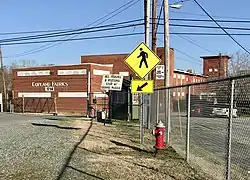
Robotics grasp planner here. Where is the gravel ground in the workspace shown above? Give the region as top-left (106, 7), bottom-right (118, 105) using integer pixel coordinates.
top-left (0, 113), bottom-right (81, 180)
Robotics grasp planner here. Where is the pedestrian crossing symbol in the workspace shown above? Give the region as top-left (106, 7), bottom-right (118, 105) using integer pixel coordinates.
top-left (124, 42), bottom-right (161, 79)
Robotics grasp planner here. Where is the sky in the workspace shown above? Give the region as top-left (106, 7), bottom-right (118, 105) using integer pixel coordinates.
top-left (1, 0), bottom-right (250, 74)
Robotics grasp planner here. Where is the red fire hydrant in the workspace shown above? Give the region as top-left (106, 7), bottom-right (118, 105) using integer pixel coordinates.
top-left (153, 121), bottom-right (166, 149)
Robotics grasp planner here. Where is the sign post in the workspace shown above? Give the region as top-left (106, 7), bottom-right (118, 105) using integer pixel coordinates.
top-left (124, 42), bottom-right (161, 143)
top-left (101, 74), bottom-right (123, 124)
top-left (0, 93), bottom-right (2, 113)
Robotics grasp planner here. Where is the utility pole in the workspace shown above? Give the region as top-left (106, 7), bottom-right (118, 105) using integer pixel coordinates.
top-left (0, 46), bottom-right (6, 112)
top-left (147, 0), bottom-right (157, 129)
top-left (140, 0), bottom-right (150, 144)
top-left (151, 0), bottom-right (157, 62)
top-left (163, 0), bottom-right (171, 143)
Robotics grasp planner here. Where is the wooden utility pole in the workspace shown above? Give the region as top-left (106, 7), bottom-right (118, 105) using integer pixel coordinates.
top-left (151, 0), bottom-right (157, 80)
top-left (147, 0), bottom-right (157, 130)
top-left (0, 46), bottom-right (7, 112)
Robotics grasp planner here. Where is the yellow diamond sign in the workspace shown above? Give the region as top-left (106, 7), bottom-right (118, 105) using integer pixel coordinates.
top-left (124, 42), bottom-right (161, 79)
top-left (131, 80), bottom-right (153, 94)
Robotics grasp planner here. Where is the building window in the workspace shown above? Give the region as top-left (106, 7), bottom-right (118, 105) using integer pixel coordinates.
top-left (173, 92), bottom-right (176, 96)
top-left (182, 75), bottom-right (185, 79)
top-left (186, 77), bottom-right (188, 81)
top-left (181, 92), bottom-right (185, 96)
top-left (178, 74), bottom-right (181, 79)
top-left (178, 92), bottom-right (180, 97)
top-left (209, 68), bottom-right (213, 72)
top-left (214, 68), bottom-right (218, 72)
top-left (174, 74), bottom-right (176, 78)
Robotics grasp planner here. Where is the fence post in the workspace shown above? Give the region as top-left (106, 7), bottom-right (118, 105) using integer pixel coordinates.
top-left (167, 88), bottom-right (171, 145)
top-left (22, 95), bottom-right (24, 113)
top-left (156, 90), bottom-right (160, 124)
top-left (226, 79), bottom-right (235, 180)
top-left (147, 93), bottom-right (151, 129)
top-left (186, 86), bottom-right (191, 162)
top-left (54, 95), bottom-right (58, 115)
top-left (140, 94), bottom-right (144, 144)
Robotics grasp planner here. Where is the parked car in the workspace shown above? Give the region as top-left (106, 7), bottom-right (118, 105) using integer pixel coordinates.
top-left (210, 103), bottom-right (238, 118)
top-left (191, 104), bottom-right (213, 117)
top-left (191, 103), bottom-right (238, 118)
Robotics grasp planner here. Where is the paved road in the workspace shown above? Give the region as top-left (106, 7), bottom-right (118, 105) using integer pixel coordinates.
top-left (158, 112), bottom-right (250, 178)
top-left (0, 113), bottom-right (81, 180)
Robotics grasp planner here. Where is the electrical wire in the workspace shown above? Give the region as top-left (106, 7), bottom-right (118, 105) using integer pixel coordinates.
top-left (3, 0), bottom-right (140, 58)
top-left (193, 0), bottom-right (250, 55)
top-left (0, 32), bottom-right (144, 46)
top-left (0, 23), bottom-right (144, 43)
top-left (174, 48), bottom-right (202, 64)
top-left (3, 17), bottom-right (250, 37)
top-left (175, 56), bottom-right (202, 65)
top-left (3, 31), bottom-right (250, 46)
top-left (175, 34), bottom-right (217, 54)
top-left (157, 38), bottom-right (202, 64)
top-left (0, 29), bottom-right (74, 36)
top-left (0, 19), bottom-right (143, 43)
top-left (156, 0), bottom-right (164, 32)
top-left (172, 0), bottom-right (192, 4)
top-left (169, 10), bottom-right (250, 20)
top-left (169, 32), bottom-right (250, 35)
top-left (169, 18), bottom-right (250, 23)
top-left (168, 23), bottom-right (250, 31)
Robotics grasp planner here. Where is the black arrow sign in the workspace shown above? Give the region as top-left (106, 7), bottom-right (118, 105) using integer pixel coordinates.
top-left (137, 82), bottom-right (148, 91)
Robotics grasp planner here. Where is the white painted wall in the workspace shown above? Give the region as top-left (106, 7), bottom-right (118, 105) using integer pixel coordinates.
top-left (18, 92), bottom-right (51, 98)
top-left (17, 70), bottom-right (50, 76)
top-left (57, 69), bottom-right (87, 75)
top-left (58, 92), bottom-right (87, 98)
top-left (93, 69), bottom-right (110, 76)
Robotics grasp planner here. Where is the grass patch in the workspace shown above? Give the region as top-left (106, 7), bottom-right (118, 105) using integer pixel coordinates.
top-left (68, 120), bottom-right (214, 180)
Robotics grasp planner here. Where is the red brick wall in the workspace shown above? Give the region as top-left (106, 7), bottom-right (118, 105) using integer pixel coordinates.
top-left (203, 56), bottom-right (229, 78)
top-left (12, 64), bottom-right (90, 114)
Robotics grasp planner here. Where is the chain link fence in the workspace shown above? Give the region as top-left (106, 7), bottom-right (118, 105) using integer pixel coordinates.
top-left (150, 75), bottom-right (250, 180)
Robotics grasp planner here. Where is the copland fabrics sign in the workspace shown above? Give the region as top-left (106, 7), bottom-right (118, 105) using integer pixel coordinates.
top-left (31, 82), bottom-right (69, 87)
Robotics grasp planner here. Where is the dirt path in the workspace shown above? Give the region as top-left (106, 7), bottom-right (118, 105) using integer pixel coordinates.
top-left (62, 119), bottom-right (214, 180)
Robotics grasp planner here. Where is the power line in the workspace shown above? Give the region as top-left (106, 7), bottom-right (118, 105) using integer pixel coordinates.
top-left (0, 23), bottom-right (144, 43)
top-left (156, 0), bottom-right (164, 32)
top-left (169, 18), bottom-right (250, 23)
top-left (4, 31), bottom-right (250, 46)
top-left (193, 0), bottom-right (250, 55)
top-left (0, 19), bottom-right (143, 43)
top-left (3, 17), bottom-right (250, 37)
top-left (3, 0), bottom-right (140, 58)
top-left (175, 34), bottom-right (217, 54)
top-left (175, 56), bottom-right (202, 65)
top-left (169, 10), bottom-right (250, 20)
top-left (0, 32), bottom-right (144, 46)
top-left (169, 32), bottom-right (250, 35)
top-left (168, 23), bottom-right (250, 31)
top-left (157, 37), bottom-right (202, 64)
top-left (172, 0), bottom-right (192, 4)
top-left (174, 48), bottom-right (202, 64)
top-left (0, 29), bottom-right (73, 36)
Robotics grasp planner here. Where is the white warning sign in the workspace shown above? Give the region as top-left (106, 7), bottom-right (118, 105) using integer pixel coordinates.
top-left (101, 74), bottom-right (123, 91)
top-left (156, 65), bottom-right (164, 80)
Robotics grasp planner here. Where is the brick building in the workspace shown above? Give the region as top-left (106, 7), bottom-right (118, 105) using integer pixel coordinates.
top-left (12, 63), bottom-right (113, 115)
top-left (11, 46), bottom-right (229, 115)
top-left (202, 55), bottom-right (229, 78)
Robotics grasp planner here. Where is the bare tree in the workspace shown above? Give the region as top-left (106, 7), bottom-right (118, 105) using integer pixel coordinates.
top-left (228, 51), bottom-right (250, 76)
